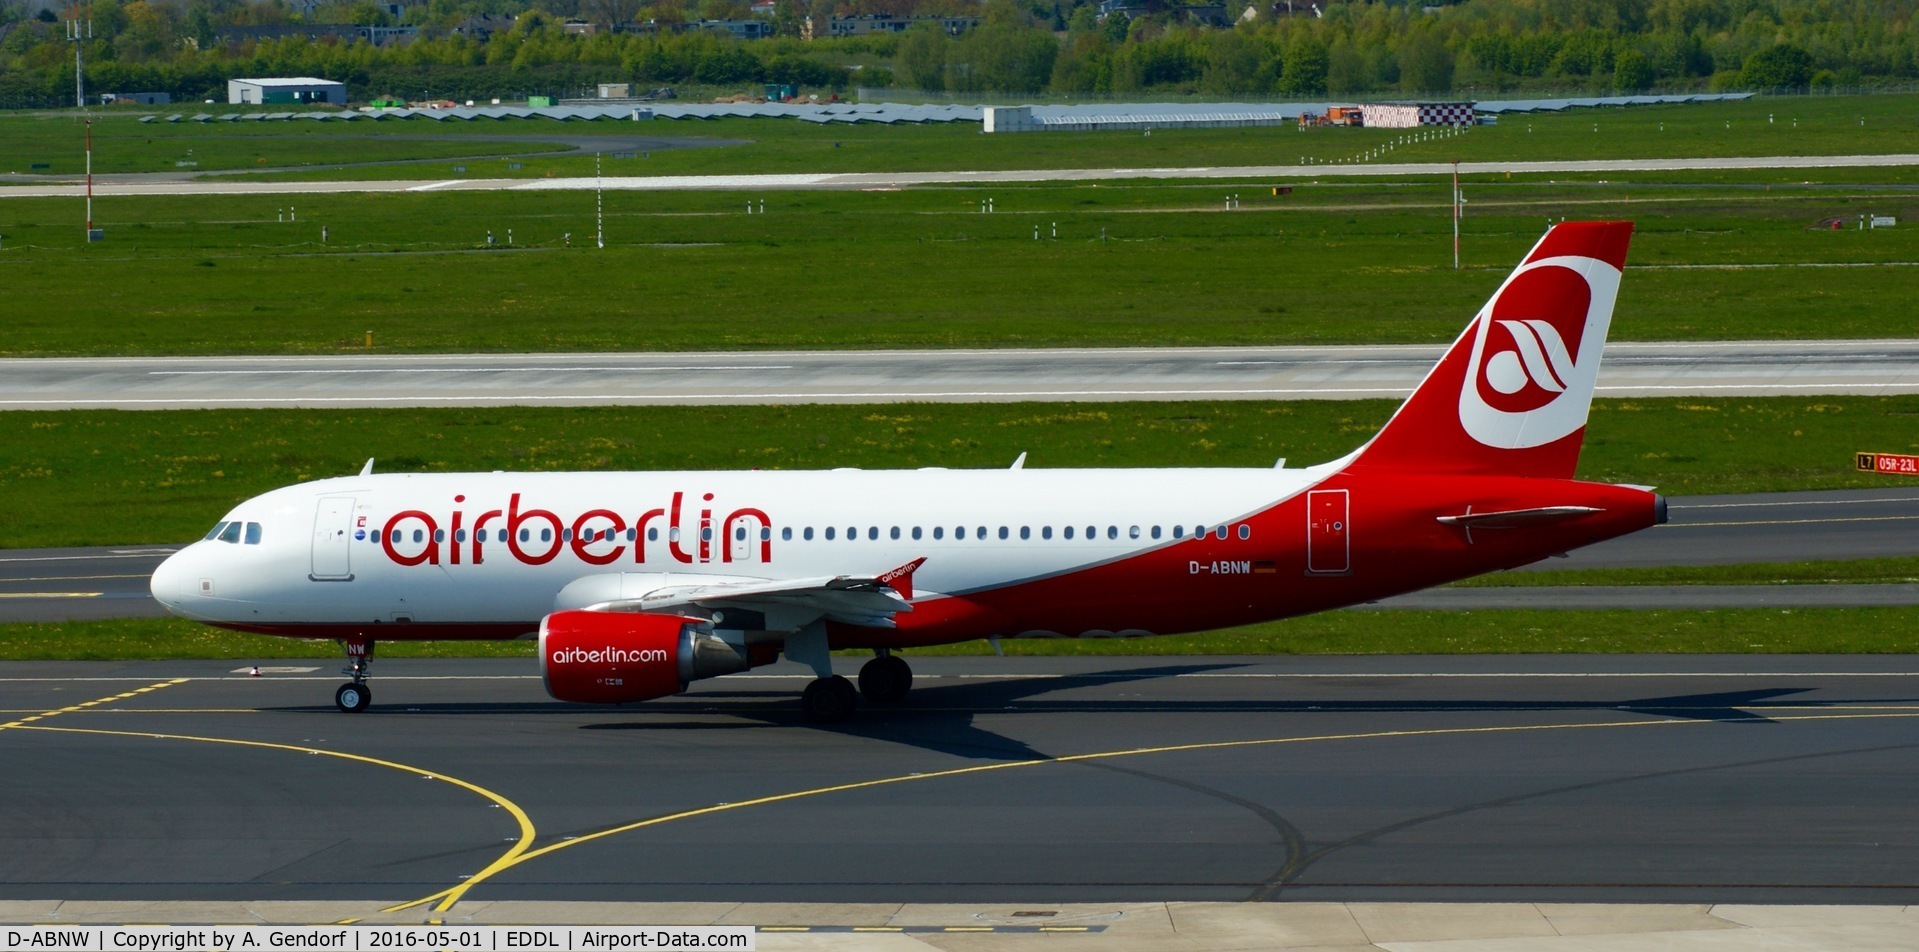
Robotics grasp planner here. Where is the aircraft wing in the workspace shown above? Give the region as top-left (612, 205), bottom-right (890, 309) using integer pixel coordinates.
top-left (591, 558), bottom-right (926, 629)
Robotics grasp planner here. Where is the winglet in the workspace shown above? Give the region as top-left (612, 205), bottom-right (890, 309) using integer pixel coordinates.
top-left (876, 557), bottom-right (927, 599)
top-left (1010, 452), bottom-right (1027, 470)
top-left (359, 458), bottom-right (375, 476)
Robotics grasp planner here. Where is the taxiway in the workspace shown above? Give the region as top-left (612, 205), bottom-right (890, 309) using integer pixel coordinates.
top-left (5, 340), bottom-right (1918, 409)
top-left (4, 153), bottom-right (1918, 198)
top-left (1, 655), bottom-right (1915, 905)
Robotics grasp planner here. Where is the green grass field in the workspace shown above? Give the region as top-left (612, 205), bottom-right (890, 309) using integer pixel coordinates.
top-left (4, 93), bottom-right (1916, 179)
top-left (5, 606), bottom-right (1913, 661)
top-left (4, 396), bottom-right (1915, 549)
top-left (1, 178), bottom-right (1914, 355)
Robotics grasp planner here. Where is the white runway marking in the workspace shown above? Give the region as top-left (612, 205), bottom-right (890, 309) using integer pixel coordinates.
top-left (148, 365), bottom-right (795, 376)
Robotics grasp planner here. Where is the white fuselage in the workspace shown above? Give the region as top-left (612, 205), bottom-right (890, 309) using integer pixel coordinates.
top-left (151, 464), bottom-right (1332, 637)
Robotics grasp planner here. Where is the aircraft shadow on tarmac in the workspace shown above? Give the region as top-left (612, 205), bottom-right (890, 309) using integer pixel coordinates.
top-left (575, 665), bottom-right (1874, 762)
top-left (256, 663), bottom-right (1897, 763)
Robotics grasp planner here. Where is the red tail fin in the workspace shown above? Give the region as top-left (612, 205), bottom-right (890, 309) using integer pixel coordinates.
top-left (1348, 221), bottom-right (1633, 479)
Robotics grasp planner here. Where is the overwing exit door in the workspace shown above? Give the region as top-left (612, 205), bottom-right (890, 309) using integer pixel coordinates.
top-left (1306, 489), bottom-right (1350, 575)
top-left (311, 497), bottom-right (356, 581)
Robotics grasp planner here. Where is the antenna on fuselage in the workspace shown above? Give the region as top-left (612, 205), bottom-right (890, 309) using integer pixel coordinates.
top-left (1009, 452), bottom-right (1027, 470)
top-left (359, 458), bottom-right (375, 476)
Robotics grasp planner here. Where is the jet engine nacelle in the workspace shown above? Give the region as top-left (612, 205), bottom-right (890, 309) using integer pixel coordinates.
top-left (539, 610), bottom-right (751, 705)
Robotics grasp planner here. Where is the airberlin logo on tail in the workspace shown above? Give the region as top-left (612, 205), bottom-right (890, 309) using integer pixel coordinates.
top-left (1458, 255), bottom-right (1621, 449)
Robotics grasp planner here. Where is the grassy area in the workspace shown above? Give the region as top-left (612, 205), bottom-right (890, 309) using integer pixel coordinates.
top-left (1, 178), bottom-right (1915, 355)
top-left (1464, 557), bottom-right (1919, 587)
top-left (6, 607), bottom-right (1914, 660)
top-left (3, 396), bottom-right (1916, 550)
top-left (6, 94), bottom-right (1916, 180)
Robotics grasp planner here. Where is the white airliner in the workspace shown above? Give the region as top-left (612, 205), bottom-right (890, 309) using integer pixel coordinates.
top-left (151, 221), bottom-right (1662, 720)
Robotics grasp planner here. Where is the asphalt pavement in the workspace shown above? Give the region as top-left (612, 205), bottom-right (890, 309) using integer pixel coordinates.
top-left (5, 340), bottom-right (1918, 409)
top-left (4, 153), bottom-right (1918, 197)
top-left (2, 654), bottom-right (1915, 905)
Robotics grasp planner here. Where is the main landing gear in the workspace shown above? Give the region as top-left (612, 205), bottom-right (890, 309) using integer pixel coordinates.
top-left (799, 652), bottom-right (916, 722)
top-left (858, 652), bottom-right (913, 705)
top-left (787, 624), bottom-right (915, 723)
top-left (335, 637), bottom-right (374, 713)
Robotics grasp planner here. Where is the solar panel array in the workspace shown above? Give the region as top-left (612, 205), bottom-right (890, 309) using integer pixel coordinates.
top-left (163, 92), bottom-right (1753, 126)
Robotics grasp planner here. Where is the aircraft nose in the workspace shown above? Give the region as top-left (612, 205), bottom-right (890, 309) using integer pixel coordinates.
top-left (149, 548), bottom-right (194, 614)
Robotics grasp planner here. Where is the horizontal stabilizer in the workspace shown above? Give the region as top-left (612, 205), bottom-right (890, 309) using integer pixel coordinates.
top-left (1437, 505), bottom-right (1604, 529)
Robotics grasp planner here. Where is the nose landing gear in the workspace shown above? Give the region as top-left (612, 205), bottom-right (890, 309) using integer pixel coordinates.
top-left (335, 637), bottom-right (374, 712)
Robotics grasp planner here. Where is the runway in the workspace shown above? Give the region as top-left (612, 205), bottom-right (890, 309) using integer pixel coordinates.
top-left (5, 489), bottom-right (1917, 624)
top-left (1, 655), bottom-right (1916, 905)
top-left (3, 153), bottom-right (1918, 198)
top-left (6, 339), bottom-right (1919, 409)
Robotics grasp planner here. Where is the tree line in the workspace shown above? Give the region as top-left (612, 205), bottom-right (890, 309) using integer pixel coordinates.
top-left (2, 0), bottom-right (1914, 108)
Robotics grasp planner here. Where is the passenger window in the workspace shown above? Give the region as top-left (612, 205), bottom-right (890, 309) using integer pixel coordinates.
top-left (956, 526), bottom-right (966, 540)
top-left (804, 527), bottom-right (815, 541)
top-left (977, 526), bottom-right (987, 540)
top-left (519, 528), bottom-right (530, 542)
top-left (245, 522), bottom-right (263, 545)
top-left (1018, 526), bottom-right (1029, 540)
top-left (1173, 525), bottom-right (1184, 539)
top-left (735, 526), bottom-right (746, 541)
top-left (826, 527), bottom-right (837, 540)
top-left (933, 526), bottom-right (944, 540)
top-left (497, 529), bottom-right (508, 542)
top-left (1064, 526), bottom-right (1075, 540)
top-left (456, 529), bottom-right (467, 542)
top-left (562, 528), bottom-right (572, 542)
top-left (868, 527), bottom-right (879, 541)
top-left (1151, 525), bottom-right (1161, 539)
top-left (1042, 526), bottom-right (1052, 540)
top-left (782, 527), bottom-right (793, 541)
top-left (542, 528), bottom-right (554, 542)
top-left (847, 526), bottom-right (857, 541)
top-left (434, 529), bottom-right (445, 543)
top-left (668, 527), bottom-right (680, 542)
top-left (413, 529), bottom-right (425, 543)
top-left (1107, 526), bottom-right (1118, 540)
top-left (1215, 526), bottom-right (1228, 540)
top-left (626, 528), bottom-right (637, 541)
top-left (911, 526), bottom-right (922, 540)
top-left (204, 522), bottom-right (228, 541)
top-left (1129, 526), bottom-right (1140, 539)
top-left (1087, 525), bottom-right (1097, 539)
top-left (217, 522), bottom-right (243, 544)
top-left (700, 527), bottom-right (712, 542)
top-left (761, 527), bottom-right (771, 541)
top-left (1239, 524), bottom-right (1251, 540)
top-left (370, 530), bottom-right (381, 543)
top-left (998, 526), bottom-right (1009, 540)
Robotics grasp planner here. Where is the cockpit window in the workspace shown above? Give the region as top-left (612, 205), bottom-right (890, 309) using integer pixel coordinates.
top-left (204, 521), bottom-right (229, 541)
top-left (216, 521), bottom-right (243, 544)
top-left (244, 522), bottom-right (263, 545)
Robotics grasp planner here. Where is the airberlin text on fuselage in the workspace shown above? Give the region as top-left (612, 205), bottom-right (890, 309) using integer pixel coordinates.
top-left (551, 645), bottom-right (668, 665)
top-left (380, 491), bottom-right (771, 568)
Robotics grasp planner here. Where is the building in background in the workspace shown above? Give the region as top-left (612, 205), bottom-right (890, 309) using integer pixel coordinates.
top-left (227, 78), bottom-right (348, 106)
top-left (101, 91), bottom-right (171, 105)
